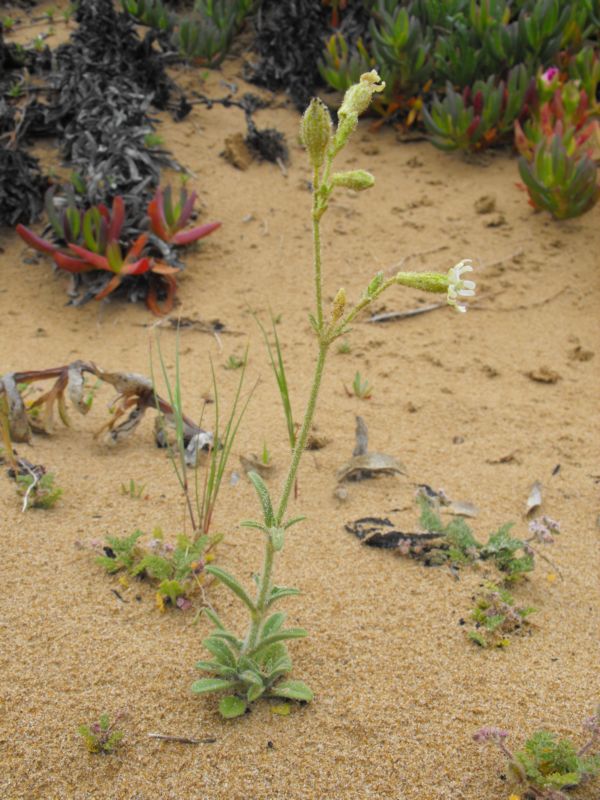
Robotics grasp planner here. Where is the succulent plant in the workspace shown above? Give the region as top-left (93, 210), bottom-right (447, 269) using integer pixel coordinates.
top-left (518, 135), bottom-right (600, 219)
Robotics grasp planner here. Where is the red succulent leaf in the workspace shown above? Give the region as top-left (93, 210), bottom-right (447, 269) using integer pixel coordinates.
top-left (53, 251), bottom-right (95, 273)
top-left (107, 196), bottom-right (125, 242)
top-left (97, 204), bottom-right (110, 221)
top-left (150, 261), bottom-right (181, 275)
top-left (126, 233), bottom-right (148, 261)
top-left (67, 243), bottom-right (111, 271)
top-left (171, 221), bottom-right (221, 246)
top-left (178, 190), bottom-right (197, 227)
top-left (16, 224), bottom-right (59, 255)
top-left (94, 274), bottom-right (123, 301)
top-left (146, 274), bottom-right (177, 316)
top-left (466, 116), bottom-right (481, 140)
top-left (147, 190), bottom-right (169, 241)
top-left (121, 257), bottom-right (151, 277)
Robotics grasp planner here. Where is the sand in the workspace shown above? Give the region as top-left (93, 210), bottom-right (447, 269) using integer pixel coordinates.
top-left (1, 10), bottom-right (599, 800)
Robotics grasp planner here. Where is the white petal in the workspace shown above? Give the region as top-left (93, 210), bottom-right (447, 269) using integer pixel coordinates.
top-left (458, 288), bottom-right (475, 297)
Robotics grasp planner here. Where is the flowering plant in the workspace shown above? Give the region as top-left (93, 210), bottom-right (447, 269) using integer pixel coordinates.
top-left (192, 71), bottom-right (476, 719)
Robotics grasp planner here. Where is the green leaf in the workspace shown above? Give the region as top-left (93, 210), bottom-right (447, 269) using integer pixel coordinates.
top-left (247, 683), bottom-right (265, 703)
top-left (239, 669), bottom-right (264, 687)
top-left (270, 526), bottom-right (285, 551)
top-left (468, 631), bottom-right (487, 647)
top-left (191, 678), bottom-right (238, 694)
top-left (194, 659), bottom-right (236, 677)
top-left (205, 565), bottom-right (256, 614)
top-left (203, 607), bottom-right (226, 630)
top-left (283, 515), bottom-right (306, 530)
top-left (262, 612), bottom-right (286, 638)
top-left (240, 519), bottom-right (268, 532)
top-left (210, 630), bottom-right (243, 650)
top-left (219, 695), bottom-right (247, 718)
top-left (250, 628), bottom-right (307, 657)
top-left (247, 471), bottom-right (274, 527)
top-left (269, 680), bottom-right (313, 702)
top-left (203, 636), bottom-right (236, 667)
top-left (267, 586), bottom-right (301, 606)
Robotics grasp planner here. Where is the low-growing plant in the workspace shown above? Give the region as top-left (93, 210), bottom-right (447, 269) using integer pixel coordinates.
top-left (120, 479), bottom-right (147, 499)
top-left (96, 528), bottom-right (219, 610)
top-left (224, 354), bottom-right (246, 371)
top-left (424, 65), bottom-right (533, 151)
top-left (78, 712), bottom-right (125, 754)
top-left (2, 16), bottom-right (15, 32)
top-left (16, 184), bottom-right (221, 314)
top-left (411, 493), bottom-right (551, 580)
top-left (16, 469), bottom-right (62, 511)
top-left (474, 708), bottom-right (600, 798)
top-left (122, 0), bottom-right (174, 32)
top-left (192, 72), bottom-right (477, 718)
top-left (468, 583), bottom-right (536, 648)
top-left (349, 370), bottom-right (373, 399)
top-left (518, 135), bottom-right (599, 219)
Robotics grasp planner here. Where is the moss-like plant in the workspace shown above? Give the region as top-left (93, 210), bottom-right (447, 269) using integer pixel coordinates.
top-left (193, 71), bottom-right (477, 718)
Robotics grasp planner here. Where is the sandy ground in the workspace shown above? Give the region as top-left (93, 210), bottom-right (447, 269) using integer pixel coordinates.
top-left (1, 9), bottom-right (600, 800)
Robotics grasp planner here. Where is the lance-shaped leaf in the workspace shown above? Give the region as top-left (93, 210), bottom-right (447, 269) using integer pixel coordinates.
top-left (16, 224), bottom-right (59, 255)
top-left (171, 221), bottom-right (222, 246)
top-left (249, 628), bottom-right (307, 657)
top-left (203, 636), bottom-right (237, 667)
top-left (191, 678), bottom-right (238, 694)
top-left (267, 585), bottom-right (301, 606)
top-left (205, 565), bottom-right (256, 614)
top-left (247, 470), bottom-right (275, 527)
top-left (269, 680), bottom-right (313, 702)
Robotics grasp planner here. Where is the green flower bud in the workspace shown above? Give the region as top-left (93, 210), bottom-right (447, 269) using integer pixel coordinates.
top-left (331, 170), bottom-right (375, 191)
top-left (300, 98), bottom-right (333, 169)
top-left (367, 271), bottom-right (384, 297)
top-left (331, 287), bottom-right (346, 322)
top-left (394, 271), bottom-right (448, 293)
top-left (338, 71), bottom-right (386, 121)
top-left (333, 71), bottom-right (385, 154)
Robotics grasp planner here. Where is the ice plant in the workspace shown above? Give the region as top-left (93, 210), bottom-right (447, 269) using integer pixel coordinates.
top-left (147, 185), bottom-right (221, 246)
top-left (192, 71), bottom-right (476, 719)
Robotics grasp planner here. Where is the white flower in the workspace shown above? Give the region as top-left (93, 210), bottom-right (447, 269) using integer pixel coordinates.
top-left (447, 259), bottom-right (476, 313)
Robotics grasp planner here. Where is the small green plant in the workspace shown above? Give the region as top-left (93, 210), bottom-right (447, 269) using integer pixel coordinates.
top-left (224, 354), bottom-right (246, 371)
top-left (468, 584), bottom-right (536, 648)
top-left (120, 479), bottom-right (147, 500)
top-left (261, 441), bottom-right (271, 466)
top-left (412, 493), bottom-right (548, 580)
top-left (349, 371), bottom-right (373, 399)
top-left (193, 72), bottom-right (476, 718)
top-left (474, 708), bottom-right (600, 798)
top-left (96, 529), bottom-right (219, 610)
top-left (122, 0), bottom-right (174, 32)
top-left (16, 470), bottom-right (62, 510)
top-left (336, 338), bottom-right (351, 354)
top-left (144, 132), bottom-right (165, 149)
top-left (2, 16), bottom-right (15, 32)
top-left (32, 35), bottom-right (45, 53)
top-left (7, 83), bottom-right (24, 99)
top-left (78, 712), bottom-right (124, 754)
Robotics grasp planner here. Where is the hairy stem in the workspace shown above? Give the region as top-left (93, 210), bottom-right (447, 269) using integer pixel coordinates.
top-left (312, 166), bottom-right (324, 332)
top-left (244, 539), bottom-right (275, 654)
